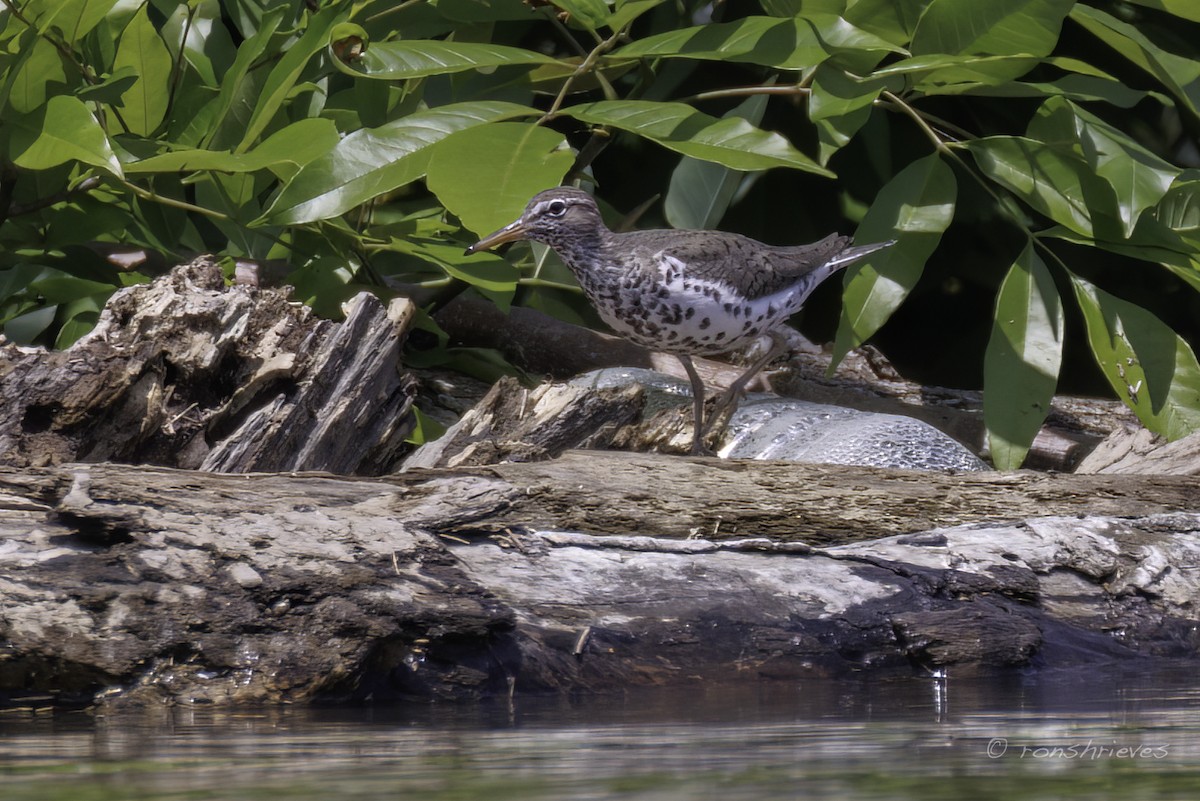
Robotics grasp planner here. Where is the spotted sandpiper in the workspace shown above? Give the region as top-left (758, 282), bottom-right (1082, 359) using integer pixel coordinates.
top-left (466, 187), bottom-right (893, 455)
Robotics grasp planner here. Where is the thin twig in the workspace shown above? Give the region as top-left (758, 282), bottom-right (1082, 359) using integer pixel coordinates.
top-left (540, 24), bottom-right (628, 123)
top-left (8, 176), bottom-right (102, 216)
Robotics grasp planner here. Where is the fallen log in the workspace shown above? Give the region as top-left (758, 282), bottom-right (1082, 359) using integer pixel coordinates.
top-left (1, 458), bottom-right (1196, 708)
top-left (0, 258), bottom-right (418, 474)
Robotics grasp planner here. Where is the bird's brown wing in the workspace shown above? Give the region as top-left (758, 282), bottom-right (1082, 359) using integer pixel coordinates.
top-left (623, 230), bottom-right (852, 300)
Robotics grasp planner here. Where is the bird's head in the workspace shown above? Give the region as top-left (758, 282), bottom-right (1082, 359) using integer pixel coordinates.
top-left (465, 188), bottom-right (605, 255)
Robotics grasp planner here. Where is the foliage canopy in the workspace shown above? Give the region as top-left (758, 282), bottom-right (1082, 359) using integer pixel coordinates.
top-left (1, 0), bottom-right (1199, 467)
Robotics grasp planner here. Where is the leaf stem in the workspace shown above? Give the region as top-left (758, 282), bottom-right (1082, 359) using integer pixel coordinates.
top-left (881, 90), bottom-right (1068, 270)
top-left (117, 178), bottom-right (230, 221)
top-left (681, 84), bottom-right (810, 104)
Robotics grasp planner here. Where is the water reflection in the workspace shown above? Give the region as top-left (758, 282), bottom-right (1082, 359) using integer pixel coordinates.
top-left (3, 666), bottom-right (1199, 800)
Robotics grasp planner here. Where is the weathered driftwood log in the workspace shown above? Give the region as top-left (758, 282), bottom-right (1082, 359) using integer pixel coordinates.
top-left (399, 450), bottom-right (1200, 544)
top-left (1076, 424), bottom-right (1200, 475)
top-left (0, 258), bottom-right (417, 474)
top-left (433, 296), bottom-right (1136, 470)
top-left (1, 458), bottom-right (1197, 708)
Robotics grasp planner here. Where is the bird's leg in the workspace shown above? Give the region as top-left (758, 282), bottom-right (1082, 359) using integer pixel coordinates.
top-left (677, 354), bottom-right (715, 456)
top-left (703, 331), bottom-right (790, 436)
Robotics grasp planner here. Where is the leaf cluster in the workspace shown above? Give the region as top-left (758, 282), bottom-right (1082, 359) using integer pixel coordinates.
top-left (0, 0), bottom-right (1198, 466)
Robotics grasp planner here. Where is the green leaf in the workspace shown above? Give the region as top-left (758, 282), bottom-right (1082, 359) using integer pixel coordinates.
top-left (125, 118), bottom-right (339, 176)
top-left (238, 6), bottom-right (347, 153)
top-left (8, 95), bottom-right (123, 177)
top-left (29, 275), bottom-right (117, 303)
top-left (28, 0), bottom-right (118, 42)
top-left (831, 153), bottom-right (956, 366)
top-left (332, 34), bottom-right (560, 80)
top-left (608, 0), bottom-right (670, 31)
top-left (161, 0), bottom-right (239, 88)
top-left (405, 405), bottom-right (447, 446)
top-left (204, 9), bottom-right (284, 150)
top-left (963, 136), bottom-right (1097, 236)
top-left (390, 238), bottom-right (520, 303)
top-left (74, 66), bottom-right (140, 106)
top-left (113, 4), bottom-right (172, 136)
top-left (1070, 274), bottom-right (1200, 440)
top-left (842, 0), bottom-right (933, 43)
top-left (1123, 0), bottom-right (1200, 22)
top-left (614, 16), bottom-right (827, 68)
top-left (261, 101), bottom-right (537, 225)
top-left (1030, 97), bottom-right (1178, 238)
top-left (612, 14), bottom-right (901, 71)
top-left (426, 123), bottom-right (574, 237)
top-left (1039, 225), bottom-right (1200, 296)
top-left (53, 294), bottom-right (105, 349)
top-left (8, 36), bottom-right (69, 113)
top-left (562, 100), bottom-right (833, 176)
top-left (1155, 171), bottom-right (1200, 234)
top-left (1069, 4), bottom-right (1200, 120)
top-left (910, 0), bottom-right (1075, 58)
top-left (3, 305), bottom-right (57, 345)
top-left (550, 0), bottom-right (612, 31)
top-left (923, 73), bottom-right (1155, 108)
top-left (984, 244), bottom-right (1063, 469)
top-left (665, 92), bottom-right (769, 230)
top-left (809, 65), bottom-right (893, 163)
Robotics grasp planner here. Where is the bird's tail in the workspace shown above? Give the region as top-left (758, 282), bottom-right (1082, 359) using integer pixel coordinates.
top-left (782, 238), bottom-right (895, 314)
top-left (827, 239), bottom-right (896, 269)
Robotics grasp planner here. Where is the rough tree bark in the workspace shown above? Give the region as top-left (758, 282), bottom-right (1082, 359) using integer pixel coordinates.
top-left (0, 258), bottom-right (417, 474)
top-left (2, 262), bottom-right (1197, 711)
top-left (0, 459), bottom-right (1196, 709)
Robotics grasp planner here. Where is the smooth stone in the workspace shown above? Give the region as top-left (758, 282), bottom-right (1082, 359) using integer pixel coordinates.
top-left (570, 367), bottom-right (989, 471)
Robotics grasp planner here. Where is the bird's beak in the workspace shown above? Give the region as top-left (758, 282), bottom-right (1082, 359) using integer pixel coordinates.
top-left (464, 218), bottom-right (529, 255)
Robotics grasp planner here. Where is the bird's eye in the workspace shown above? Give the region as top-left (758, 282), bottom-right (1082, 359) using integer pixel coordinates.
top-left (546, 200), bottom-right (567, 217)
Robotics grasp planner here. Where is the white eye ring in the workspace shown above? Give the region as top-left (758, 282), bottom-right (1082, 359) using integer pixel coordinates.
top-left (546, 200), bottom-right (567, 216)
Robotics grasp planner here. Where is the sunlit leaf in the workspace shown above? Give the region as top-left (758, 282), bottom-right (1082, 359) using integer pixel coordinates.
top-left (562, 100), bottom-right (833, 175)
top-left (1030, 97), bottom-right (1177, 237)
top-left (1070, 273), bottom-right (1200, 439)
top-left (1122, 0), bottom-right (1200, 22)
top-left (261, 102), bottom-right (537, 225)
top-left (963, 136), bottom-right (1099, 236)
top-left (911, 0), bottom-right (1075, 58)
top-left (113, 4), bottom-right (172, 136)
top-left (552, 0), bottom-right (612, 31)
top-left (9, 36), bottom-right (68, 113)
top-left (427, 123), bottom-right (574, 236)
top-left (984, 244), bottom-right (1063, 469)
top-left (28, 0), bottom-right (118, 42)
top-left (203, 9), bottom-right (284, 150)
top-left (161, 0), bottom-right (239, 89)
top-left (1069, 4), bottom-right (1200, 119)
top-left (1155, 171), bottom-right (1200, 234)
top-left (613, 15), bottom-right (900, 70)
top-left (125, 119), bottom-right (339, 176)
top-left (332, 36), bottom-right (562, 80)
top-left (831, 153), bottom-right (956, 366)
top-left (8, 95), bottom-right (123, 177)
top-left (238, 6), bottom-right (347, 153)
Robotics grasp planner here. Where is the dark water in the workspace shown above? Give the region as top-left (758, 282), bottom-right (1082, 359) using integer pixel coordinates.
top-left (3, 666), bottom-right (1199, 800)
